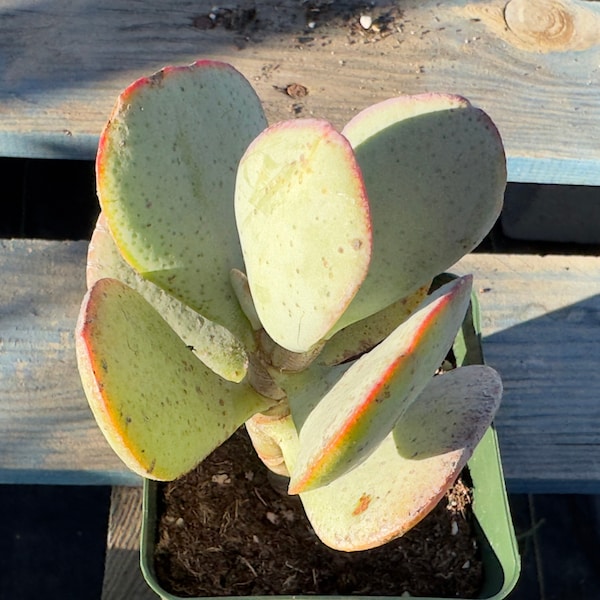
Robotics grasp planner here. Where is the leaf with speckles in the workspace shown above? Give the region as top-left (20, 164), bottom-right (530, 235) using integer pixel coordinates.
top-left (87, 214), bottom-right (249, 383)
top-left (297, 365), bottom-right (502, 551)
top-left (96, 60), bottom-right (268, 343)
top-left (245, 363), bottom-right (501, 551)
top-left (75, 277), bottom-right (273, 481)
top-left (288, 275), bottom-right (472, 494)
top-left (336, 94), bottom-right (506, 331)
top-left (235, 119), bottom-right (372, 353)
top-left (317, 282), bottom-right (430, 366)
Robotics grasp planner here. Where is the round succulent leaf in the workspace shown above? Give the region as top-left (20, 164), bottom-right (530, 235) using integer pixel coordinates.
top-left (297, 365), bottom-right (502, 551)
top-left (318, 282), bottom-right (430, 366)
top-left (96, 60), bottom-right (268, 339)
top-left (337, 94), bottom-right (505, 330)
top-left (75, 277), bottom-right (272, 481)
top-left (235, 119), bottom-right (372, 353)
top-left (284, 359), bottom-right (352, 430)
top-left (87, 214), bottom-right (249, 383)
top-left (288, 275), bottom-right (473, 495)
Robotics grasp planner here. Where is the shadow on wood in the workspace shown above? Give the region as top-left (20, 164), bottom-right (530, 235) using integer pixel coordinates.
top-left (485, 293), bottom-right (600, 493)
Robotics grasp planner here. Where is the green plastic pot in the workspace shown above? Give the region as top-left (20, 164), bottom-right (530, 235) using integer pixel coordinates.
top-left (140, 280), bottom-right (521, 599)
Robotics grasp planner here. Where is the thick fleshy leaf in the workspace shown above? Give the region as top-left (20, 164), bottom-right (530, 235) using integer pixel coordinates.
top-left (245, 357), bottom-right (350, 475)
top-left (75, 278), bottom-right (272, 481)
top-left (246, 411), bottom-right (297, 477)
top-left (87, 214), bottom-right (248, 383)
top-left (96, 60), bottom-right (268, 341)
top-left (318, 283), bottom-right (430, 366)
top-left (288, 275), bottom-right (472, 494)
top-left (337, 94), bottom-right (505, 330)
top-left (246, 365), bottom-right (501, 551)
top-left (298, 366), bottom-right (502, 551)
top-left (235, 119), bottom-right (372, 353)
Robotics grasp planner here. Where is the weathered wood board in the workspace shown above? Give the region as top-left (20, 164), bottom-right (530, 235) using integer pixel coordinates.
top-left (1, 239), bottom-right (599, 491)
top-left (454, 254), bottom-right (600, 493)
top-left (0, 239), bottom-right (136, 484)
top-left (1, 0), bottom-right (600, 184)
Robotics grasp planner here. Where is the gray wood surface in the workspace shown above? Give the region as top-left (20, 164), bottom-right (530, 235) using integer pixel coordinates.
top-left (1, 0), bottom-right (600, 184)
top-left (1, 239), bottom-right (599, 492)
top-left (454, 254), bottom-right (600, 493)
top-left (0, 239), bottom-right (137, 484)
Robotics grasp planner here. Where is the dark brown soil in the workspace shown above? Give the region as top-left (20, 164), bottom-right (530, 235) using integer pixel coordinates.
top-left (154, 428), bottom-right (483, 598)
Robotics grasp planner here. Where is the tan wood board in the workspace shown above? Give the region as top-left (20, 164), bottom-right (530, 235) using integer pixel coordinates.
top-left (1, 0), bottom-right (599, 183)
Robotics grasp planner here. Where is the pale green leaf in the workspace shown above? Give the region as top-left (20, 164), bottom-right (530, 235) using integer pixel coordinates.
top-left (298, 365), bottom-right (502, 551)
top-left (75, 278), bottom-right (272, 481)
top-left (87, 214), bottom-right (248, 382)
top-left (337, 94), bottom-right (505, 330)
top-left (288, 276), bottom-right (472, 494)
top-left (97, 60), bottom-right (267, 341)
top-left (235, 119), bottom-right (372, 353)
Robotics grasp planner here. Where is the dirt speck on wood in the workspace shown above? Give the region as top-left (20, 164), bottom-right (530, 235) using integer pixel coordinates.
top-left (190, 0), bottom-right (404, 42)
top-left (154, 429), bottom-right (483, 598)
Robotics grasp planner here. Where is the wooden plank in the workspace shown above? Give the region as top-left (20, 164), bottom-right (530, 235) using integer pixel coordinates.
top-left (1, 0), bottom-right (600, 184)
top-left (1, 238), bottom-right (600, 491)
top-left (102, 487), bottom-right (157, 600)
top-left (454, 254), bottom-right (600, 493)
top-left (0, 239), bottom-right (139, 485)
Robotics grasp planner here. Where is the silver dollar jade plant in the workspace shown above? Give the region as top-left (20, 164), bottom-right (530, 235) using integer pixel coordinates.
top-left (76, 60), bottom-right (506, 552)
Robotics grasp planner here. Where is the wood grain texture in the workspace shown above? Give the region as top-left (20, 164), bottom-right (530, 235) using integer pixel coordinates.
top-left (454, 254), bottom-right (600, 493)
top-left (0, 239), bottom-right (138, 484)
top-left (102, 487), bottom-right (157, 600)
top-left (1, 239), bottom-right (599, 492)
top-left (502, 0), bottom-right (600, 52)
top-left (0, 0), bottom-right (599, 184)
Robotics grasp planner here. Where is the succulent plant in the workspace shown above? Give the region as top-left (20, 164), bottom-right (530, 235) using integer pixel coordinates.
top-left (76, 60), bottom-right (506, 551)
